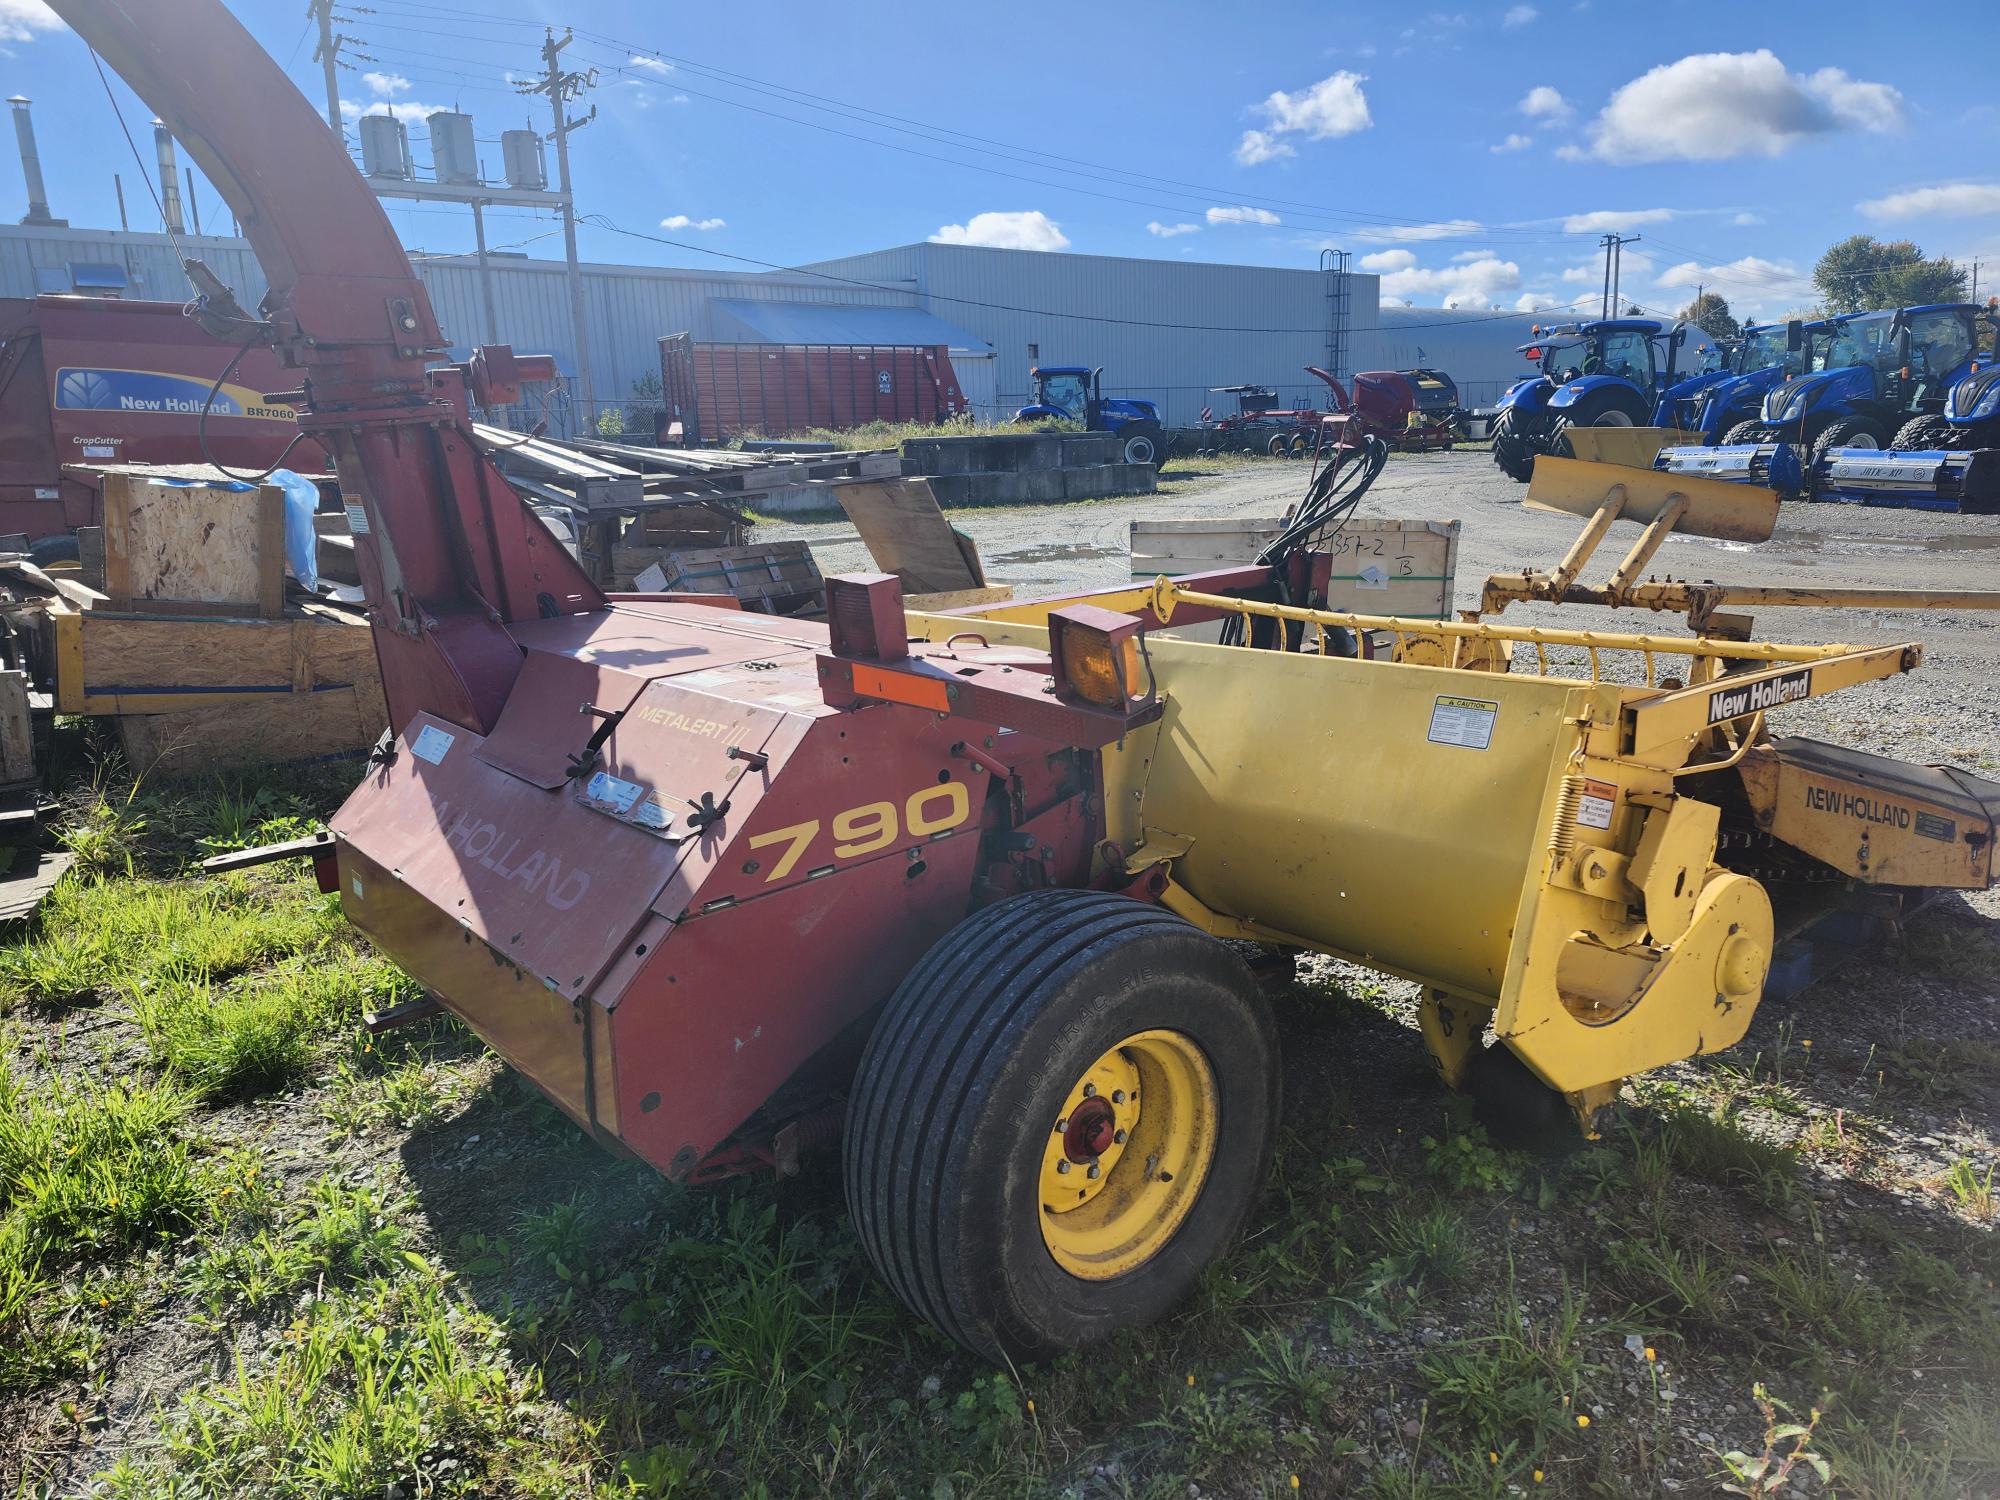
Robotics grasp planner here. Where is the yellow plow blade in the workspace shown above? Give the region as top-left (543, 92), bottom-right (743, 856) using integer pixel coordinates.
top-left (1525, 453), bottom-right (1779, 542)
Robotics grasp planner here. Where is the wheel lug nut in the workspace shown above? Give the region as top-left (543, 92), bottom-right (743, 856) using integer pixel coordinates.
top-left (1056, 1159), bottom-right (1070, 1174)
top-left (1112, 1090), bottom-right (1125, 1104)
top-left (1055, 1118), bottom-right (1067, 1132)
top-left (1086, 1163), bottom-right (1100, 1179)
top-left (1114, 1129), bottom-right (1127, 1144)
top-left (1082, 1083), bottom-right (1097, 1098)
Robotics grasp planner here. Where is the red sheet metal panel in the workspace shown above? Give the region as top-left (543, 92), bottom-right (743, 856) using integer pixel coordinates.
top-left (0, 295), bottom-right (328, 538)
top-left (675, 341), bottom-right (966, 438)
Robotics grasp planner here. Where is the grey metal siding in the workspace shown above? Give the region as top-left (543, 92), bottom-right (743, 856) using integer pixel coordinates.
top-left (804, 242), bottom-right (1377, 428)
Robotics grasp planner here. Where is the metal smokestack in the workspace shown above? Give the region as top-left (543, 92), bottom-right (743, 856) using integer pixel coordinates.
top-left (151, 119), bottom-right (185, 235)
top-left (9, 97), bottom-right (64, 227)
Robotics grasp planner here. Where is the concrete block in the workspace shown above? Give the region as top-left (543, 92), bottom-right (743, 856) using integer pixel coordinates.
top-left (1063, 463), bottom-right (1157, 500)
top-left (1060, 433), bottom-right (1123, 467)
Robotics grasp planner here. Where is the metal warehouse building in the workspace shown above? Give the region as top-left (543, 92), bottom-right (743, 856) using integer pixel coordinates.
top-left (0, 223), bottom-right (1550, 432)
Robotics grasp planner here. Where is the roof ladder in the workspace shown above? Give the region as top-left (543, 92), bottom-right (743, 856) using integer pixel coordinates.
top-left (1321, 248), bottom-right (1351, 385)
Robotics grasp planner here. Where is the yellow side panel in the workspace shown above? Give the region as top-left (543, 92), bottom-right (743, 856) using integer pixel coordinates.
top-left (1104, 638), bottom-right (1615, 1001)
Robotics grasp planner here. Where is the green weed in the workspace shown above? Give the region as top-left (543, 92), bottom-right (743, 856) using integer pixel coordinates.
top-left (57, 784), bottom-right (150, 880)
top-left (189, 1176), bottom-right (421, 1315)
top-left (0, 1058), bottom-right (212, 1261)
top-left (1417, 1278), bottom-right (1602, 1450)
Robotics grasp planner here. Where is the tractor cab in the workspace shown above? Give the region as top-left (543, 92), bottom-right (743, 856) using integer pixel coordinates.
top-left (1751, 304), bottom-right (1985, 455)
top-left (1661, 319), bottom-right (1818, 440)
top-left (1020, 365), bottom-right (1097, 424)
top-left (1490, 319), bottom-right (1688, 480)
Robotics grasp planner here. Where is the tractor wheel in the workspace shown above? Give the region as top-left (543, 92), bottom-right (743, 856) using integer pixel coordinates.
top-left (1264, 431), bottom-right (1291, 458)
top-left (1119, 424), bottom-right (1164, 468)
top-left (27, 534), bottom-right (79, 568)
top-left (1891, 414), bottom-right (1954, 451)
top-left (1489, 407), bottom-right (1537, 483)
top-left (844, 889), bottom-right (1279, 1365)
top-left (1721, 421), bottom-right (1769, 445)
top-left (1288, 432), bottom-right (1312, 457)
top-left (1810, 415), bottom-right (1888, 467)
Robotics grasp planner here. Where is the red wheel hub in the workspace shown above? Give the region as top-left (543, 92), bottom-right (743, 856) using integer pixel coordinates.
top-left (1062, 1096), bottom-right (1117, 1162)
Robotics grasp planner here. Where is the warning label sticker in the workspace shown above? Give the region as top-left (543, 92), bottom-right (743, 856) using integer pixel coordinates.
top-left (409, 724), bottom-right (454, 765)
top-left (1427, 695), bottom-right (1498, 750)
top-left (344, 498), bottom-right (371, 536)
top-left (1577, 777), bottom-right (1618, 830)
top-left (584, 771), bottom-right (645, 815)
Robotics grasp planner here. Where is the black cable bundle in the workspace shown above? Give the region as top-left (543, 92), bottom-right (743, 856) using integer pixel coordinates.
top-left (1220, 434), bottom-right (1390, 649)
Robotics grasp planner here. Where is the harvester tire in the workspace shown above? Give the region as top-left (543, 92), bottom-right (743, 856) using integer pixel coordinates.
top-left (1810, 415), bottom-right (1887, 466)
top-left (1466, 1042), bottom-right (1576, 1152)
top-left (27, 534), bottom-right (79, 568)
top-left (844, 889), bottom-right (1279, 1365)
top-left (1265, 431), bottom-right (1292, 457)
top-left (1721, 421), bottom-right (1769, 445)
top-left (1489, 408), bottom-right (1536, 482)
top-left (1891, 414), bottom-right (1954, 451)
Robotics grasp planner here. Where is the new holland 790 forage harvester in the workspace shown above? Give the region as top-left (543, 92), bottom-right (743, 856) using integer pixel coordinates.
top-left (74, 0), bottom-right (2000, 1367)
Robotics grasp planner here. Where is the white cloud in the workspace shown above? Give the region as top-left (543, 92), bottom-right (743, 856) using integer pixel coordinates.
top-left (1560, 264), bottom-right (1599, 284)
top-left (341, 99), bottom-right (453, 126)
top-left (1378, 255), bottom-right (1523, 309)
top-left (1359, 248), bottom-right (1417, 271)
top-left (1860, 183), bottom-right (2000, 220)
top-left (1502, 5), bottom-right (1539, 25)
top-left (363, 71), bottom-right (411, 97)
top-left (1655, 255), bottom-right (1806, 318)
top-left (1451, 248), bottom-right (1498, 262)
top-left (1237, 72), bottom-right (1371, 163)
top-left (1234, 130), bottom-right (1296, 166)
top-left (1515, 292), bottom-right (1565, 311)
top-left (1561, 207), bottom-right (1675, 233)
top-left (1146, 221), bottom-right (1201, 238)
top-left (1351, 218), bottom-right (1484, 243)
top-left (930, 210), bottom-right (1069, 251)
top-left (1558, 247), bottom-right (1656, 283)
top-left (1492, 133), bottom-right (1533, 153)
top-left (1207, 204), bottom-right (1282, 226)
top-left (1578, 51), bottom-right (1904, 163)
top-left (660, 215), bottom-right (726, 232)
top-left (0, 0), bottom-right (59, 44)
top-left (628, 54), bottom-right (673, 75)
top-left (1520, 86), bottom-right (1570, 121)
top-left (1733, 211), bottom-right (1763, 226)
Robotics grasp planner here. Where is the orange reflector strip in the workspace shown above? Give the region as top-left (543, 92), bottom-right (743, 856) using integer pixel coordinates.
top-left (850, 662), bottom-right (951, 711)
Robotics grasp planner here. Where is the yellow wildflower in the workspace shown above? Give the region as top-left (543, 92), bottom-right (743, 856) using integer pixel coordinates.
top-left (1576, 1414), bottom-right (1591, 1428)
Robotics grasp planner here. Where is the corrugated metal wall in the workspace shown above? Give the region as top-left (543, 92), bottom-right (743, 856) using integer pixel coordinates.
top-left (0, 225), bottom-right (1546, 427)
top-left (1366, 307), bottom-right (1549, 409)
top-left (802, 243), bottom-right (1375, 429)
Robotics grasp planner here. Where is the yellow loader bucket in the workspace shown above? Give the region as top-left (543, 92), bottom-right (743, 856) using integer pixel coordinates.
top-left (1556, 426), bottom-right (1699, 469)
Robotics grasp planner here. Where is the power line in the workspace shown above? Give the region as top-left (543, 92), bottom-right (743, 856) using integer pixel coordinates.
top-left (357, 2), bottom-right (1578, 244)
top-left (576, 215), bottom-right (1589, 334)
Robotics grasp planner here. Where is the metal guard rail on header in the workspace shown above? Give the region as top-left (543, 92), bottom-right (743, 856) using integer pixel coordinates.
top-left (1145, 576), bottom-right (1876, 685)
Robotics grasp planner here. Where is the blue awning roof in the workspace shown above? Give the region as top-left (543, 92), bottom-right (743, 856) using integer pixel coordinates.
top-left (68, 261), bottom-right (128, 290)
top-left (708, 299), bottom-right (993, 354)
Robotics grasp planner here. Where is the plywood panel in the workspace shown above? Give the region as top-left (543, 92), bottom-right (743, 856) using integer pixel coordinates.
top-left (115, 685), bottom-right (383, 780)
top-left (55, 604), bottom-right (382, 715)
top-left (835, 478), bottom-right (985, 594)
top-left (102, 473), bottom-right (285, 617)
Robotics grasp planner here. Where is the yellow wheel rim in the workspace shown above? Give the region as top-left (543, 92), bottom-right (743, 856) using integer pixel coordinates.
top-left (1037, 1029), bottom-right (1218, 1281)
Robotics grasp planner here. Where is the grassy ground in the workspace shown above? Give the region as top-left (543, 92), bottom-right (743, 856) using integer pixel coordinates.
top-left (1, 742), bottom-right (1995, 1498)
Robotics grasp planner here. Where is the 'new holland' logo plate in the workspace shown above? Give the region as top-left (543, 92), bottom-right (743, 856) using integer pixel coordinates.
top-left (1707, 667), bottom-right (1812, 724)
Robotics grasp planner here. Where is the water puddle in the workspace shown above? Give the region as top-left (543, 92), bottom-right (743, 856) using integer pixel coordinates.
top-left (996, 542), bottom-right (1126, 564)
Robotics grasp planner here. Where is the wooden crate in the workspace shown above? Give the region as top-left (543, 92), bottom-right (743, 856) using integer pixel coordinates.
top-left (1130, 517), bottom-right (1460, 618)
top-left (115, 685), bottom-right (382, 781)
top-left (649, 542), bottom-right (823, 613)
top-left (101, 472), bottom-right (285, 618)
top-left (51, 600), bottom-right (382, 716)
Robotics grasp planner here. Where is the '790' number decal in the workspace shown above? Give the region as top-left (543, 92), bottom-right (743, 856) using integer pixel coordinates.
top-left (746, 782), bottom-right (971, 882)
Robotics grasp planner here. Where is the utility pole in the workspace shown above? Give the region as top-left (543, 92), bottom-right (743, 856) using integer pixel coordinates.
top-left (1599, 233), bottom-right (1640, 318)
top-left (522, 30), bottom-right (597, 429)
top-left (306, 0), bottom-right (348, 134)
top-left (1598, 234), bottom-right (1615, 321)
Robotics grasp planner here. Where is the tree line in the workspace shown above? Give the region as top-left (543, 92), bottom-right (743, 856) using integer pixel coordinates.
top-left (1677, 236), bottom-right (1974, 343)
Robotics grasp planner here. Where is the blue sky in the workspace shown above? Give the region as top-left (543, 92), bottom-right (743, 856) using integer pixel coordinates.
top-left (4, 0), bottom-right (1997, 322)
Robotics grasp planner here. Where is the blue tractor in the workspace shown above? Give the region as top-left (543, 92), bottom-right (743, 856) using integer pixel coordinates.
top-left (1722, 303), bottom-right (1988, 462)
top-left (1489, 318), bottom-right (1690, 482)
top-left (1015, 366), bottom-right (1167, 467)
top-left (1887, 301), bottom-right (2000, 451)
top-left (1654, 319), bottom-right (1819, 442)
